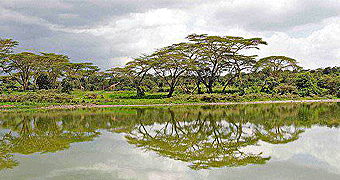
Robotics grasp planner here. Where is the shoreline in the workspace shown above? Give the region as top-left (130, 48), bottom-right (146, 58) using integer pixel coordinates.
top-left (1, 98), bottom-right (339, 111)
top-left (37, 98), bottom-right (340, 110)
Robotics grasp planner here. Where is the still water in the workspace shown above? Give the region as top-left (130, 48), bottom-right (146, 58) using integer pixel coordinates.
top-left (0, 103), bottom-right (340, 180)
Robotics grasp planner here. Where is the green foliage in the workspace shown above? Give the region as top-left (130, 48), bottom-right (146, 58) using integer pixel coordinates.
top-left (36, 74), bottom-right (53, 89)
top-left (274, 84), bottom-right (298, 95)
top-left (1, 103), bottom-right (339, 170)
top-left (61, 78), bottom-right (73, 93)
top-left (317, 74), bottom-right (340, 96)
top-left (294, 72), bottom-right (324, 97)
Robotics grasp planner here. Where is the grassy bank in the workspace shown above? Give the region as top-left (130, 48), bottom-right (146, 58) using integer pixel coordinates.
top-left (0, 89), bottom-right (339, 111)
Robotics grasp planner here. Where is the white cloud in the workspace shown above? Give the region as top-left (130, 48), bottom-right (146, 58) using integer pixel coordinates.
top-left (109, 57), bottom-right (134, 67)
top-left (265, 126), bottom-right (340, 174)
top-left (64, 8), bottom-right (191, 61)
top-left (258, 17), bottom-right (340, 69)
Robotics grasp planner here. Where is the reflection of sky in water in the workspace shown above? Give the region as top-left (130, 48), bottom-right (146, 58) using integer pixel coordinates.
top-left (1, 126), bottom-right (340, 180)
top-left (265, 126), bottom-right (340, 174)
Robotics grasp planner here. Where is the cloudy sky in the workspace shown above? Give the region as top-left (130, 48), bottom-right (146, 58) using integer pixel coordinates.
top-left (1, 0), bottom-right (340, 70)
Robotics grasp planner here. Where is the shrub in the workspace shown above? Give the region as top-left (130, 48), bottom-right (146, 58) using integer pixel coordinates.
top-left (274, 84), bottom-right (298, 95)
top-left (61, 79), bottom-right (73, 94)
top-left (84, 93), bottom-right (98, 99)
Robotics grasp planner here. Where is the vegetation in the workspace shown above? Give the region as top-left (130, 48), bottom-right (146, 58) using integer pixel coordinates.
top-left (0, 35), bottom-right (339, 108)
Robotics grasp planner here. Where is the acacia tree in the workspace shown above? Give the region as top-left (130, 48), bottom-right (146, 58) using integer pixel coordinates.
top-left (3, 52), bottom-right (40, 90)
top-left (35, 53), bottom-right (70, 89)
top-left (0, 39), bottom-right (19, 91)
top-left (186, 34), bottom-right (267, 93)
top-left (0, 39), bottom-right (18, 58)
top-left (254, 56), bottom-right (301, 77)
top-left (150, 43), bottom-right (196, 97)
top-left (108, 66), bottom-right (148, 95)
top-left (221, 55), bottom-right (257, 92)
top-left (124, 55), bottom-right (152, 96)
top-left (63, 62), bottom-right (99, 90)
top-left (171, 43), bottom-right (202, 94)
top-left (0, 39), bottom-right (18, 75)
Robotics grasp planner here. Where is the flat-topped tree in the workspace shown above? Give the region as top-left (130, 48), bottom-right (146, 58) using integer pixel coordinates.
top-left (64, 62), bottom-right (99, 76)
top-left (0, 39), bottom-right (19, 75)
top-left (63, 62), bottom-right (100, 90)
top-left (150, 43), bottom-right (196, 97)
top-left (35, 53), bottom-right (70, 89)
top-left (125, 55), bottom-right (152, 96)
top-left (254, 56), bottom-right (302, 77)
top-left (0, 38), bottom-right (18, 55)
top-left (108, 55), bottom-right (152, 96)
top-left (107, 66), bottom-right (128, 86)
top-left (187, 34), bottom-right (267, 93)
top-left (4, 52), bottom-right (40, 91)
top-left (221, 54), bottom-right (258, 93)
top-left (169, 42), bottom-right (202, 94)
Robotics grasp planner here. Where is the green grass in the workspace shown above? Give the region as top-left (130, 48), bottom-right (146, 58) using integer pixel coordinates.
top-left (0, 89), bottom-right (338, 111)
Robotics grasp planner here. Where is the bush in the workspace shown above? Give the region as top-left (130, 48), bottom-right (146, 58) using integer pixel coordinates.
top-left (84, 93), bottom-right (98, 99)
top-left (61, 79), bottom-right (73, 94)
top-left (274, 84), bottom-right (298, 95)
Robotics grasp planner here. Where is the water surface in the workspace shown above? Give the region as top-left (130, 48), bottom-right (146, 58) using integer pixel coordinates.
top-left (0, 103), bottom-right (339, 180)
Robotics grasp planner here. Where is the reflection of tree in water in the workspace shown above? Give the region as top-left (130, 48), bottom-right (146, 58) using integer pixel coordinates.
top-left (0, 134), bottom-right (18, 170)
top-left (0, 116), bottom-right (100, 170)
top-left (124, 110), bottom-right (274, 170)
top-left (1, 103), bottom-right (338, 170)
top-left (255, 122), bottom-right (304, 144)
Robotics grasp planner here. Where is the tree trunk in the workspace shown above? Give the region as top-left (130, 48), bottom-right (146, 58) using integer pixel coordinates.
top-left (23, 79), bottom-right (29, 91)
top-left (167, 86), bottom-right (175, 98)
top-left (136, 86), bottom-right (145, 97)
top-left (222, 74), bottom-right (237, 93)
top-left (196, 78), bottom-right (202, 94)
top-left (207, 80), bottom-right (213, 93)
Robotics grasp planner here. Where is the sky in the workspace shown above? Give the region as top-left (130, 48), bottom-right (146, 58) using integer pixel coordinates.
top-left (1, 0), bottom-right (340, 70)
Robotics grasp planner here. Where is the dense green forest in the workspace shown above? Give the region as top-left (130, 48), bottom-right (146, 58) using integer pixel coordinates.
top-left (0, 34), bottom-right (339, 105)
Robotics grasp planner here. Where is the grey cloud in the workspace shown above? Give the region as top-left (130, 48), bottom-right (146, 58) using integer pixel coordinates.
top-left (0, 20), bottom-right (118, 69)
top-left (214, 0), bottom-right (340, 32)
top-left (0, 0), bottom-right (202, 28)
top-left (1, 0), bottom-right (340, 70)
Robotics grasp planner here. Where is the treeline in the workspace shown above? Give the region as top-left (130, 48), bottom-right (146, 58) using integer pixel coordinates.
top-left (1, 35), bottom-right (339, 98)
top-left (0, 39), bottom-right (111, 93)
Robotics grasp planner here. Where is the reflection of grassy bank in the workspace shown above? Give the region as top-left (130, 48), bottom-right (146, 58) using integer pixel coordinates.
top-left (0, 90), bottom-right (339, 111)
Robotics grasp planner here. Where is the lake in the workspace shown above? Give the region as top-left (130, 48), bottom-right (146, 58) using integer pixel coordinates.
top-left (0, 102), bottom-right (340, 180)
